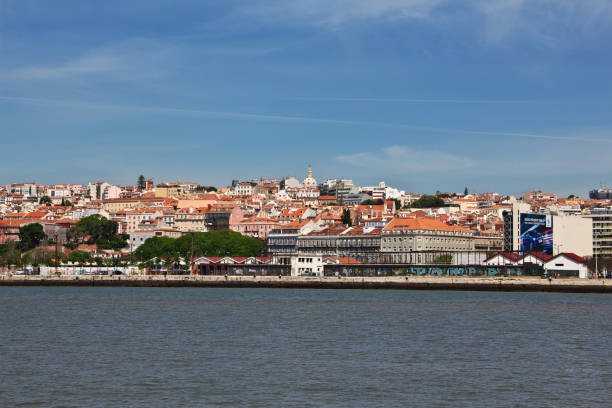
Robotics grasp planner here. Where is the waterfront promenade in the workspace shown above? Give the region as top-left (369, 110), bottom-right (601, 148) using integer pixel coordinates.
top-left (0, 274), bottom-right (609, 293)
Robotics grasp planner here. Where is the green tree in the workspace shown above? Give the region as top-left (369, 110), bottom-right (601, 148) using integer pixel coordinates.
top-left (195, 185), bottom-right (218, 192)
top-left (39, 195), bottom-right (52, 206)
top-left (341, 209), bottom-right (352, 226)
top-left (67, 215), bottom-right (126, 249)
top-left (68, 250), bottom-right (92, 265)
top-left (0, 241), bottom-right (22, 266)
top-left (464, 186), bottom-right (469, 195)
top-left (410, 195), bottom-right (445, 209)
top-left (360, 199), bottom-right (384, 205)
top-left (133, 230), bottom-right (264, 261)
top-left (60, 198), bottom-right (72, 207)
top-left (19, 223), bottom-right (47, 252)
top-left (138, 175), bottom-right (146, 190)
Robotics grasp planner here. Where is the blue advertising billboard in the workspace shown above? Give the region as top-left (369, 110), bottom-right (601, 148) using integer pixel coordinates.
top-left (520, 214), bottom-right (553, 255)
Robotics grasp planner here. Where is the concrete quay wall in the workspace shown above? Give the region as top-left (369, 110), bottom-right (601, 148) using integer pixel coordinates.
top-left (0, 274), bottom-right (609, 293)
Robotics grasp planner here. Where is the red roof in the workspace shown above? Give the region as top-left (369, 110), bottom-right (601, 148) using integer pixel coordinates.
top-left (549, 253), bottom-right (587, 264)
top-left (524, 252), bottom-right (553, 262)
top-left (486, 252), bottom-right (522, 262)
top-left (323, 256), bottom-right (361, 265)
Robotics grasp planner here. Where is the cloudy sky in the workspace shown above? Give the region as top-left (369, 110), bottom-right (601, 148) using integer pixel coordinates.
top-left (1, 0), bottom-right (612, 197)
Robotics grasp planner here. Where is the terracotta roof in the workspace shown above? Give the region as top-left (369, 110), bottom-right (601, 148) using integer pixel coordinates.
top-left (0, 219), bottom-right (33, 227)
top-left (486, 252), bottom-right (522, 262)
top-left (274, 219), bottom-right (311, 230)
top-left (323, 256), bottom-right (361, 265)
top-left (549, 253), bottom-right (587, 264)
top-left (524, 252), bottom-right (553, 262)
top-left (383, 218), bottom-right (471, 233)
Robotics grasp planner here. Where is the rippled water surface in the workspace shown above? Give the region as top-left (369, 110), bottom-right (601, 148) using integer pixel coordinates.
top-left (1, 287), bottom-right (610, 407)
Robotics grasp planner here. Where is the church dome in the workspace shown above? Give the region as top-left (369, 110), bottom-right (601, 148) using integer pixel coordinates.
top-left (302, 167), bottom-right (317, 189)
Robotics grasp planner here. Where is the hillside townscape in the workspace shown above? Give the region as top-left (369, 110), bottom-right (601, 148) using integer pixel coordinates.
top-left (1, 170), bottom-right (609, 278)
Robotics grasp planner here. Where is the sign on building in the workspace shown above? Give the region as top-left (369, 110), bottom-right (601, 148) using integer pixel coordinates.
top-left (520, 214), bottom-right (553, 255)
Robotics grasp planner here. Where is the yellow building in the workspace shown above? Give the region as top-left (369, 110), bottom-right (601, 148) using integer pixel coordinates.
top-left (155, 183), bottom-right (187, 198)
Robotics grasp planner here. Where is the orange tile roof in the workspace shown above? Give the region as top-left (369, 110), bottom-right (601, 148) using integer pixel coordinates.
top-left (0, 219), bottom-right (33, 227)
top-left (383, 218), bottom-right (472, 233)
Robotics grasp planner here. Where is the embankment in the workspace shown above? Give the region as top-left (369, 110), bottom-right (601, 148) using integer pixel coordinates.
top-left (0, 275), bottom-right (609, 293)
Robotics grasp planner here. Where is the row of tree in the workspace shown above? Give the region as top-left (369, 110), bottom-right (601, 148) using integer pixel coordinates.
top-left (133, 230), bottom-right (264, 262)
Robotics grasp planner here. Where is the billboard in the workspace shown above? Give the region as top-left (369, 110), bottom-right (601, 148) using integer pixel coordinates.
top-left (520, 214), bottom-right (553, 255)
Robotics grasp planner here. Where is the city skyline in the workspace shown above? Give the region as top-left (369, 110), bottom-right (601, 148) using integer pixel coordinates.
top-left (0, 169), bottom-right (601, 200)
top-left (2, 1), bottom-right (612, 196)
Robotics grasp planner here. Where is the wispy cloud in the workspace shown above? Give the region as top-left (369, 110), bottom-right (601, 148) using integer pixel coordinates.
top-left (288, 97), bottom-right (609, 104)
top-left (7, 39), bottom-right (175, 81)
top-left (476, 0), bottom-right (612, 45)
top-left (239, 0), bottom-right (443, 29)
top-left (337, 146), bottom-right (475, 173)
top-left (12, 54), bottom-right (121, 80)
top-left (238, 0), bottom-right (612, 45)
top-left (1, 95), bottom-right (611, 144)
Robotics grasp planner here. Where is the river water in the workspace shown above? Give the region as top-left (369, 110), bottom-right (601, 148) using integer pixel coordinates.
top-left (1, 287), bottom-right (610, 407)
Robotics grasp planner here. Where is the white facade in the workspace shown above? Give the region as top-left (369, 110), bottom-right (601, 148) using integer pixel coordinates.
top-left (233, 183), bottom-right (253, 196)
top-left (484, 254), bottom-right (518, 266)
top-left (129, 230), bottom-right (155, 249)
top-left (88, 182), bottom-right (121, 200)
top-left (291, 254), bottom-right (323, 276)
top-left (544, 254), bottom-right (589, 278)
top-left (552, 214), bottom-right (593, 257)
top-left (46, 185), bottom-right (72, 198)
top-left (520, 254), bottom-right (549, 266)
top-left (282, 177), bottom-right (301, 189)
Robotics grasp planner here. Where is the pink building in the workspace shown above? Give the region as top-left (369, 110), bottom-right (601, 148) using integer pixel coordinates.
top-left (231, 217), bottom-right (279, 240)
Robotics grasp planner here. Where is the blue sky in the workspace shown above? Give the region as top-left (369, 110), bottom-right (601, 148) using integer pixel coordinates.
top-left (1, 0), bottom-right (612, 197)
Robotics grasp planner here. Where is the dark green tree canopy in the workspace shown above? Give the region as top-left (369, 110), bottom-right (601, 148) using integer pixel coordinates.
top-left (194, 185), bottom-right (218, 192)
top-left (360, 199), bottom-right (384, 205)
top-left (134, 230), bottom-right (264, 261)
top-left (0, 241), bottom-right (22, 266)
top-left (410, 195), bottom-right (445, 208)
top-left (39, 195), bottom-right (52, 206)
top-left (19, 223), bottom-right (47, 251)
top-left (67, 214), bottom-right (127, 249)
top-left (68, 250), bottom-right (93, 265)
top-left (341, 208), bottom-right (352, 226)
top-left (138, 175), bottom-right (146, 190)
